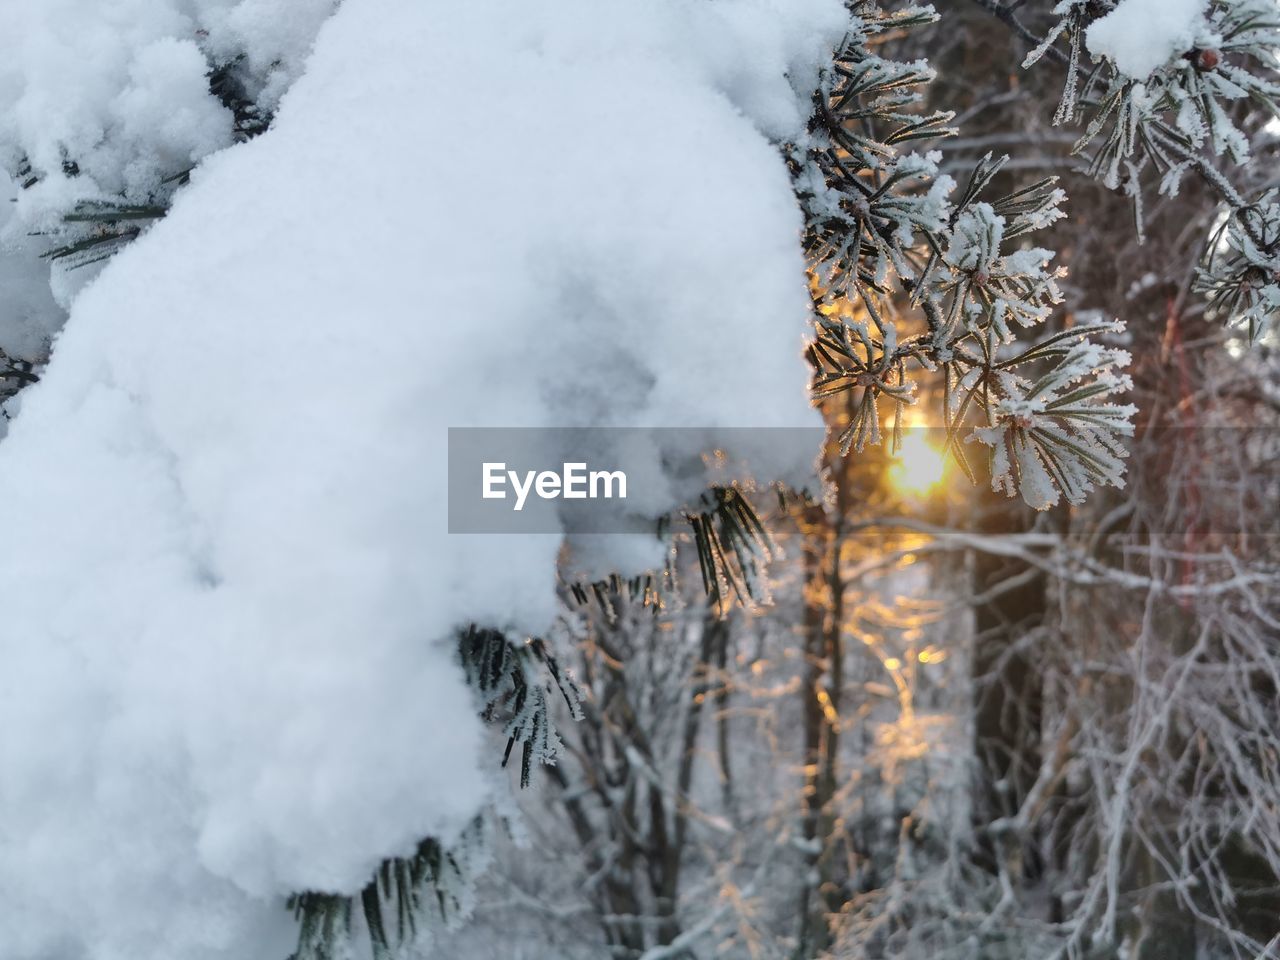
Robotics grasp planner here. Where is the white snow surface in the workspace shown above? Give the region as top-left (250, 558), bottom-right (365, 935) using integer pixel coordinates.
top-left (0, 0), bottom-right (339, 231)
top-left (0, 178), bottom-right (64, 362)
top-left (0, 0), bottom-right (840, 957)
top-left (1086, 0), bottom-right (1212, 79)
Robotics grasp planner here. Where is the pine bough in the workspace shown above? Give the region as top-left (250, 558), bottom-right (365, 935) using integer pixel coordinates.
top-left (795, 2), bottom-right (1137, 512)
top-left (1024, 0), bottom-right (1280, 338)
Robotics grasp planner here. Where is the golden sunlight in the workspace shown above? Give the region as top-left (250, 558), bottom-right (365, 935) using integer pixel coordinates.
top-left (889, 433), bottom-right (945, 495)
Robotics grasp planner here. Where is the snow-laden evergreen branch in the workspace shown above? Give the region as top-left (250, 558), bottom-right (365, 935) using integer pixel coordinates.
top-left (1021, 0), bottom-right (1280, 335)
top-left (288, 627), bottom-right (584, 960)
top-left (795, 3), bottom-right (1136, 510)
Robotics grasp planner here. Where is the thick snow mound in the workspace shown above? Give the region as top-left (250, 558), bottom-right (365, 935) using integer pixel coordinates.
top-left (1086, 0), bottom-right (1211, 79)
top-left (0, 178), bottom-right (64, 363)
top-left (0, 0), bottom-right (841, 957)
top-left (0, 0), bottom-right (338, 230)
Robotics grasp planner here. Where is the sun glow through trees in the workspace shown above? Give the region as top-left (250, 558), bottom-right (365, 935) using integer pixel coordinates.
top-left (889, 433), bottom-right (946, 496)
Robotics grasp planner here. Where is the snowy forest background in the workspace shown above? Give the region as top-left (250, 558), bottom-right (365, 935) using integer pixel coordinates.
top-left (0, 0), bottom-right (1277, 959)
